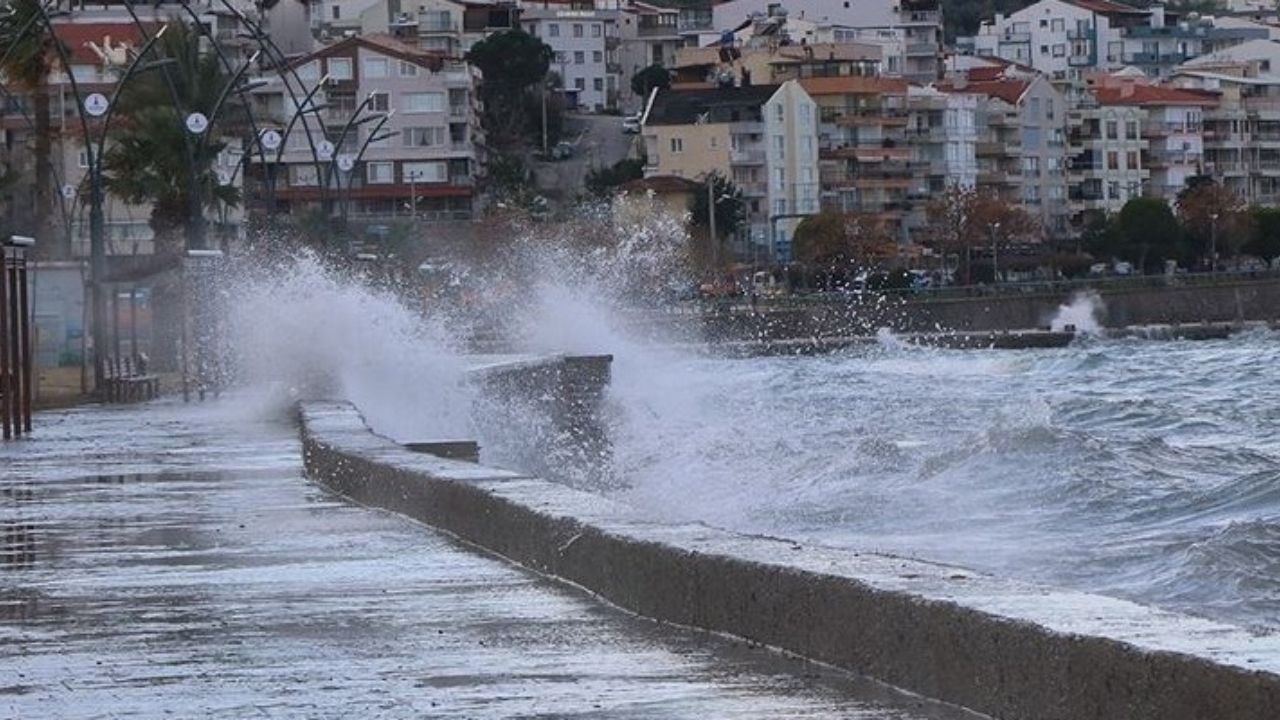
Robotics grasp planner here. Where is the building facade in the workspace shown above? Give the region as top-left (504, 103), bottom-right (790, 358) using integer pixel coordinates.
top-left (523, 7), bottom-right (621, 111)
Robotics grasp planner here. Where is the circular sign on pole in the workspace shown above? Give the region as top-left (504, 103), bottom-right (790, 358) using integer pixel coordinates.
top-left (185, 112), bottom-right (209, 135)
top-left (336, 153), bottom-right (355, 173)
top-left (216, 169), bottom-right (233, 187)
top-left (61, 184), bottom-right (77, 200)
top-left (83, 93), bottom-right (109, 117)
top-left (260, 129), bottom-right (282, 151)
top-left (317, 140), bottom-right (335, 160)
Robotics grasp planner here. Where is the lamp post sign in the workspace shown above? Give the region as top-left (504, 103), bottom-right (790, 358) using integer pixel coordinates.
top-left (260, 129), bottom-right (282, 151)
top-left (336, 153), bottom-right (355, 173)
top-left (317, 140), bottom-right (335, 160)
top-left (83, 93), bottom-right (109, 117)
top-left (60, 184), bottom-right (76, 200)
top-left (185, 112), bottom-right (209, 135)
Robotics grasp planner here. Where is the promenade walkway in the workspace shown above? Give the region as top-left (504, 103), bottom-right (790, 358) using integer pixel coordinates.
top-left (0, 397), bottom-right (978, 719)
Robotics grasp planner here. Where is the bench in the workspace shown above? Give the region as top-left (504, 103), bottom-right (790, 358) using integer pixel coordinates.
top-left (103, 354), bottom-right (160, 403)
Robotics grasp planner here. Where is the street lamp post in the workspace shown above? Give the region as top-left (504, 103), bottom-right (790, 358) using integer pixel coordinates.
top-left (1210, 212), bottom-right (1219, 274)
top-left (991, 221), bottom-right (1001, 284)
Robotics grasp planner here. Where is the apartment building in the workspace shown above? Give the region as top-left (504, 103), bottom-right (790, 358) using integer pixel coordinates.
top-left (801, 76), bottom-right (912, 234)
top-left (1172, 68), bottom-right (1280, 205)
top-left (641, 82), bottom-right (819, 260)
top-left (706, 0), bottom-right (943, 82)
top-left (965, 0), bottom-right (1271, 84)
top-left (255, 34), bottom-right (485, 222)
top-left (940, 74), bottom-right (1070, 239)
top-left (762, 80), bottom-right (820, 260)
top-left (1066, 89), bottom-right (1149, 223)
top-left (615, 2), bottom-right (680, 110)
top-left (671, 43), bottom-right (881, 88)
top-left (522, 7), bottom-right (621, 111)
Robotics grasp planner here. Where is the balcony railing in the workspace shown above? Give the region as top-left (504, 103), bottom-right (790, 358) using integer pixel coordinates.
top-left (419, 18), bottom-right (458, 33)
top-left (730, 149), bottom-right (765, 164)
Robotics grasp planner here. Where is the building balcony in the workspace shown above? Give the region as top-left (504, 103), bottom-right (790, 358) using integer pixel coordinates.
top-left (730, 149), bottom-right (765, 165)
top-left (819, 146), bottom-right (912, 162)
top-left (739, 181), bottom-right (768, 196)
top-left (638, 23), bottom-right (679, 38)
top-left (418, 18), bottom-right (459, 33)
top-left (906, 42), bottom-right (939, 56)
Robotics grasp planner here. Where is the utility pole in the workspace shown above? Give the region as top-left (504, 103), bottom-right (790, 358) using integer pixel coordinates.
top-left (1210, 212), bottom-right (1219, 273)
top-left (707, 178), bottom-right (717, 272)
top-left (542, 84), bottom-right (549, 156)
top-left (991, 221), bottom-right (1001, 283)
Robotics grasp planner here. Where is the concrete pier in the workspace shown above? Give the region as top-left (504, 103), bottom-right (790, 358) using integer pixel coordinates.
top-left (301, 400), bottom-right (1280, 720)
top-left (0, 399), bottom-right (977, 719)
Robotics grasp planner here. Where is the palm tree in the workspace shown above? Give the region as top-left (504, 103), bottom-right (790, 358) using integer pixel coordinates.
top-left (101, 20), bottom-right (242, 371)
top-left (102, 20), bottom-right (242, 255)
top-left (0, 0), bottom-right (57, 254)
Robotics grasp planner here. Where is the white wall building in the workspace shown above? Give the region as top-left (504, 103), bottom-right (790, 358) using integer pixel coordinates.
top-left (762, 80), bottom-right (819, 261)
top-left (523, 7), bottom-right (621, 111)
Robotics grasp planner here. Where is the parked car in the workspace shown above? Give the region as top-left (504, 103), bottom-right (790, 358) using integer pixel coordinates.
top-left (552, 141), bottom-right (573, 160)
top-left (622, 114), bottom-right (642, 134)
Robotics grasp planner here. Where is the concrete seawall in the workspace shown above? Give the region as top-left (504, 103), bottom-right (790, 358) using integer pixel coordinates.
top-left (300, 399), bottom-right (1280, 720)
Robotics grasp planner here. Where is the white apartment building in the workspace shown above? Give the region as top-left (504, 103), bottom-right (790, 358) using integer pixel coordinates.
top-left (708, 0), bottom-right (943, 82)
top-left (967, 0), bottom-right (1145, 83)
top-left (617, 1), bottom-right (680, 111)
top-left (762, 80), bottom-right (820, 262)
top-left (523, 7), bottom-right (621, 111)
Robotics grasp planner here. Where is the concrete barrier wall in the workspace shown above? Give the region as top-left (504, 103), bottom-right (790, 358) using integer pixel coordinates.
top-left (301, 400), bottom-right (1280, 720)
top-left (665, 276), bottom-right (1280, 342)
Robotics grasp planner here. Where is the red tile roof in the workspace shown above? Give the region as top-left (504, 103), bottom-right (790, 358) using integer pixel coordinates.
top-left (938, 79), bottom-right (1030, 105)
top-left (798, 76), bottom-right (909, 96)
top-left (1065, 0), bottom-right (1148, 15)
top-left (1090, 85), bottom-right (1219, 106)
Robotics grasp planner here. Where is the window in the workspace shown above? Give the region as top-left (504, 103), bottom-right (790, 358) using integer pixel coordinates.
top-left (1107, 180), bottom-right (1119, 199)
top-left (1029, 97), bottom-right (1040, 118)
top-left (403, 92), bottom-right (445, 113)
top-left (399, 61), bottom-right (418, 77)
top-left (549, 23), bottom-right (559, 37)
top-left (1052, 18), bottom-right (1064, 32)
top-left (403, 161), bottom-right (447, 183)
top-left (555, 51), bottom-right (568, 64)
top-left (593, 77), bottom-right (603, 92)
top-left (290, 165), bottom-right (318, 186)
top-left (297, 61), bottom-right (320, 82)
top-left (1046, 99), bottom-right (1055, 120)
top-left (328, 58), bottom-right (353, 80)
top-left (773, 104), bottom-right (783, 121)
top-left (77, 150), bottom-right (89, 168)
top-left (403, 126), bottom-right (446, 147)
top-left (593, 50), bottom-right (603, 63)
top-left (592, 24), bottom-right (601, 37)
top-left (1107, 151), bottom-right (1119, 170)
top-left (1126, 120), bottom-right (1138, 139)
top-left (1053, 44), bottom-right (1065, 57)
top-left (574, 77), bottom-right (585, 91)
top-left (332, 5), bottom-right (340, 19)
top-left (367, 161), bottom-right (393, 184)
top-left (773, 199), bottom-right (786, 215)
top-left (573, 23), bottom-right (584, 38)
top-left (1106, 120), bottom-right (1118, 140)
top-left (370, 92), bottom-right (389, 112)
top-left (1040, 45), bottom-right (1049, 55)
top-left (772, 134), bottom-right (785, 156)
top-left (670, 137), bottom-right (683, 153)
top-left (1126, 151), bottom-right (1138, 170)
top-left (773, 167), bottom-right (785, 189)
top-left (574, 51), bottom-right (585, 64)
top-left (363, 57), bottom-right (388, 79)
top-left (1023, 156), bottom-right (1040, 175)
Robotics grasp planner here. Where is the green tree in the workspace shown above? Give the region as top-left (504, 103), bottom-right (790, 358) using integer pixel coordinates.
top-left (630, 64), bottom-right (671, 100)
top-left (465, 30), bottom-right (553, 144)
top-left (1116, 197), bottom-right (1182, 272)
top-left (0, 0), bottom-right (57, 253)
top-left (585, 157), bottom-right (644, 196)
top-left (102, 21), bottom-right (241, 254)
top-left (689, 172), bottom-right (744, 237)
top-left (1245, 206), bottom-right (1280, 265)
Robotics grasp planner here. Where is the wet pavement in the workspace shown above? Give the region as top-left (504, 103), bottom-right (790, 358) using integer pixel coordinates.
top-left (0, 397), bottom-right (980, 719)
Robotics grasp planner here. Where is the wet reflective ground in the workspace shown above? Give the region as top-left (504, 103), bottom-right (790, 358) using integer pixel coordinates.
top-left (1, 399), bottom-right (978, 719)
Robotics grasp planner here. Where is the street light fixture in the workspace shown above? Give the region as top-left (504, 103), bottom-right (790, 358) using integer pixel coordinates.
top-left (991, 221), bottom-right (1001, 284)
